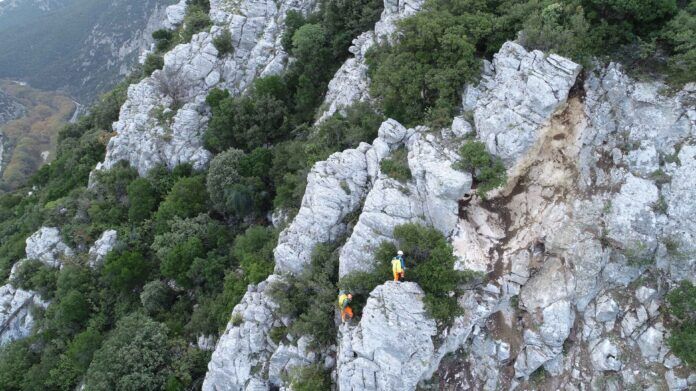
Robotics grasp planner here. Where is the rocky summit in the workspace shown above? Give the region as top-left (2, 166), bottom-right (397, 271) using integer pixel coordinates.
top-left (1, 0), bottom-right (695, 390)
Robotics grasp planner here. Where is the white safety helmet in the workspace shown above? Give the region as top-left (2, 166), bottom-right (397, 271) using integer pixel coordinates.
top-left (397, 250), bottom-right (404, 255)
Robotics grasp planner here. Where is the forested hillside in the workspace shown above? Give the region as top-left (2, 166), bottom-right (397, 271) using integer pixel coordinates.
top-left (0, 0), bottom-right (694, 390)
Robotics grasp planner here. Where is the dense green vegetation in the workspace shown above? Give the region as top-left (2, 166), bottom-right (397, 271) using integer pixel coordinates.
top-left (339, 224), bottom-right (482, 326)
top-left (367, 0), bottom-right (696, 127)
top-left (455, 141), bottom-right (507, 197)
top-left (666, 280), bottom-right (696, 366)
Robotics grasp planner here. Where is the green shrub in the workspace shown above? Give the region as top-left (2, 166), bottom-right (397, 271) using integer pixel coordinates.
top-left (206, 148), bottom-right (244, 212)
top-left (154, 176), bottom-right (209, 233)
top-left (341, 223), bottom-right (480, 326)
top-left (456, 141), bottom-right (507, 197)
top-left (127, 178), bottom-right (160, 222)
top-left (101, 250), bottom-right (151, 293)
top-left (0, 339), bottom-right (38, 390)
top-left (213, 29), bottom-right (234, 56)
top-left (83, 313), bottom-right (174, 390)
top-left (290, 364), bottom-right (332, 391)
top-left (233, 226), bottom-right (277, 284)
top-left (204, 81), bottom-right (289, 153)
top-left (181, 4), bottom-right (211, 42)
top-left (269, 243), bottom-right (339, 348)
top-left (152, 29), bottom-right (174, 52)
top-left (380, 147), bottom-right (412, 182)
top-left (142, 53), bottom-right (164, 76)
top-left (366, 8), bottom-right (480, 126)
top-left (141, 280), bottom-right (175, 315)
top-left (10, 260), bottom-right (59, 299)
top-left (666, 280), bottom-right (696, 366)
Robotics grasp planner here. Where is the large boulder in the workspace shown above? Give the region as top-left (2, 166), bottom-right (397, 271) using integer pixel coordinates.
top-left (24, 227), bottom-right (73, 268)
top-left (471, 41), bottom-right (581, 165)
top-left (337, 282), bottom-right (437, 390)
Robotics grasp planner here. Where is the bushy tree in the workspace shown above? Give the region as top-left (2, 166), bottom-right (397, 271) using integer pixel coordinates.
top-left (206, 148), bottom-right (244, 212)
top-left (213, 29), bottom-right (234, 56)
top-left (154, 175), bottom-right (208, 232)
top-left (233, 226), bottom-right (277, 284)
top-left (101, 250), bottom-right (151, 293)
top-left (127, 178), bottom-right (159, 222)
top-left (141, 280), bottom-right (175, 315)
top-left (366, 9), bottom-right (480, 126)
top-left (84, 313), bottom-right (173, 390)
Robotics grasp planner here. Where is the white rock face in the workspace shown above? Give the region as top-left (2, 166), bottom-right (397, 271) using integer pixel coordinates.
top-left (273, 144), bottom-right (376, 275)
top-left (203, 275), bottom-right (284, 391)
top-left (88, 230), bottom-right (118, 268)
top-left (471, 41), bottom-right (581, 165)
top-left (337, 282), bottom-right (436, 391)
top-left (339, 120), bottom-right (472, 277)
top-left (24, 227), bottom-right (73, 268)
top-left (97, 0), bottom-right (317, 176)
top-left (163, 0), bottom-right (187, 29)
top-left (317, 0), bottom-right (425, 122)
top-left (0, 284), bottom-right (49, 345)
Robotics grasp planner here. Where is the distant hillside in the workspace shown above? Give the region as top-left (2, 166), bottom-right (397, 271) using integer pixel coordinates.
top-left (0, 80), bottom-right (74, 191)
top-left (0, 0), bottom-right (175, 103)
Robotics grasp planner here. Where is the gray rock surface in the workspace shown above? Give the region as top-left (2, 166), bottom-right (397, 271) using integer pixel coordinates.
top-left (337, 282), bottom-right (436, 391)
top-left (24, 227), bottom-right (73, 268)
top-left (96, 0), bottom-right (316, 176)
top-left (471, 41), bottom-right (581, 165)
top-left (88, 230), bottom-right (118, 268)
top-left (203, 275), bottom-right (284, 391)
top-left (339, 119), bottom-right (471, 277)
top-left (0, 284), bottom-right (49, 345)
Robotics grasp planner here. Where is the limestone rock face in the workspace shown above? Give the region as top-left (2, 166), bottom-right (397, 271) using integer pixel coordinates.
top-left (163, 0), bottom-right (187, 29)
top-left (96, 0), bottom-right (317, 176)
top-left (24, 227), bottom-right (73, 268)
top-left (337, 282), bottom-right (437, 391)
top-left (202, 275), bottom-right (285, 391)
top-left (471, 41), bottom-right (581, 165)
top-left (88, 230), bottom-right (118, 268)
top-left (339, 120), bottom-right (471, 277)
top-left (0, 284), bottom-right (49, 345)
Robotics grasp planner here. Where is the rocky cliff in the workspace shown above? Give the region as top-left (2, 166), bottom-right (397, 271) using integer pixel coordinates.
top-left (203, 37), bottom-right (695, 391)
top-left (95, 0), bottom-right (317, 176)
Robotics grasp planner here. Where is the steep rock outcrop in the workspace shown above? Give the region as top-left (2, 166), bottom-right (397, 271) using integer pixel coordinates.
top-left (445, 53), bottom-right (695, 389)
top-left (337, 282), bottom-right (436, 391)
top-left (274, 119), bottom-right (405, 275)
top-left (1, 227), bottom-right (69, 345)
top-left (24, 227), bottom-right (73, 268)
top-left (338, 120), bottom-right (471, 277)
top-left (203, 275), bottom-right (287, 391)
top-left (88, 230), bottom-right (118, 268)
top-left (470, 41), bottom-right (582, 166)
top-left (97, 0), bottom-right (317, 176)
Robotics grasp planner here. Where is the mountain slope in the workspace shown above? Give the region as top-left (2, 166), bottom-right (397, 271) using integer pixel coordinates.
top-left (0, 0), bottom-right (175, 102)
